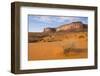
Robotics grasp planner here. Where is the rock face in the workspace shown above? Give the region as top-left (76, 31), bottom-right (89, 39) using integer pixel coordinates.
top-left (44, 27), bottom-right (56, 32)
top-left (43, 21), bottom-right (87, 32)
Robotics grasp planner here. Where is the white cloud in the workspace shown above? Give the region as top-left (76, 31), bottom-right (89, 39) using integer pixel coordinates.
top-left (40, 16), bottom-right (53, 23)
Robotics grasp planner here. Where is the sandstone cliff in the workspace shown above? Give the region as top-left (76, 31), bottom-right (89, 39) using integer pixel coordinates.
top-left (44, 21), bottom-right (87, 32)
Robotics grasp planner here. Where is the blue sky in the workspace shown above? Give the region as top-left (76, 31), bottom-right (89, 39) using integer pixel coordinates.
top-left (28, 15), bottom-right (88, 32)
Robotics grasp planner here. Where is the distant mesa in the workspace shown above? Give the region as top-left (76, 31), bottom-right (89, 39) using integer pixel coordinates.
top-left (43, 21), bottom-right (87, 32)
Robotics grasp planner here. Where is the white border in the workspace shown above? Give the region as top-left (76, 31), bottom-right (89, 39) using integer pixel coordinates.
top-left (20, 6), bottom-right (95, 70)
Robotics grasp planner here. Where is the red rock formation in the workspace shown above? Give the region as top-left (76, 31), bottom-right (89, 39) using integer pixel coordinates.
top-left (56, 22), bottom-right (86, 32)
top-left (43, 22), bottom-right (87, 32)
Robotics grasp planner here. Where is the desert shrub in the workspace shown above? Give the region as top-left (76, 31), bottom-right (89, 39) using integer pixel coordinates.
top-left (79, 35), bottom-right (84, 38)
top-left (28, 36), bottom-right (42, 43)
top-left (43, 40), bottom-right (46, 42)
top-left (62, 41), bottom-right (75, 55)
top-left (63, 48), bottom-right (70, 55)
top-left (48, 40), bottom-right (53, 42)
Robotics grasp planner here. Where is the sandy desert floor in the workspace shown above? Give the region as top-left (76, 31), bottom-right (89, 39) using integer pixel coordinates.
top-left (28, 32), bottom-right (88, 60)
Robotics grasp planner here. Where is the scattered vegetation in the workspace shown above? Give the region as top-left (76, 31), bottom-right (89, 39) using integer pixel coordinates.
top-left (28, 31), bottom-right (87, 43)
top-left (61, 41), bottom-right (75, 56)
top-left (79, 35), bottom-right (85, 38)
